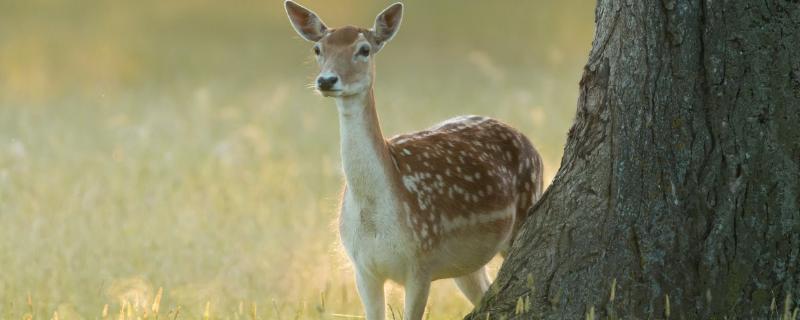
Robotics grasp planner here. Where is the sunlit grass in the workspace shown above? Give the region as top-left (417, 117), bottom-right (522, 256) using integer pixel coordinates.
top-left (0, 82), bottom-right (518, 319)
top-left (0, 0), bottom-right (594, 318)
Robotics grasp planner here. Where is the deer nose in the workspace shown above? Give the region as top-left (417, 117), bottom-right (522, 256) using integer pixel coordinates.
top-left (316, 76), bottom-right (339, 91)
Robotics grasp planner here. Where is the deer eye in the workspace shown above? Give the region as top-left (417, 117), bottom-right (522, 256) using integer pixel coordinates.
top-left (357, 45), bottom-right (370, 57)
top-left (313, 46), bottom-right (321, 56)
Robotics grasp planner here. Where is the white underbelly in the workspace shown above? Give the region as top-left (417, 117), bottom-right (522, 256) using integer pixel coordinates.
top-left (425, 231), bottom-right (509, 280)
top-left (426, 205), bottom-right (516, 280)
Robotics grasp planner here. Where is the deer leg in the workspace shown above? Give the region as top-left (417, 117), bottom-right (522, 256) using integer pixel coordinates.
top-left (355, 270), bottom-right (385, 320)
top-left (403, 274), bottom-right (431, 320)
top-left (453, 267), bottom-right (491, 306)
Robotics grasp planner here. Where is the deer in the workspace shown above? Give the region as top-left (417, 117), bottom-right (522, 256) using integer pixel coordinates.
top-left (284, 2), bottom-right (544, 319)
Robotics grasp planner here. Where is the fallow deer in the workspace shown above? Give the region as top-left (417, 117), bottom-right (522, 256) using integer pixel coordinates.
top-left (284, 2), bottom-right (544, 319)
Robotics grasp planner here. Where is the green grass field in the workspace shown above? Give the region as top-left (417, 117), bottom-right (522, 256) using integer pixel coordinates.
top-left (0, 0), bottom-right (594, 318)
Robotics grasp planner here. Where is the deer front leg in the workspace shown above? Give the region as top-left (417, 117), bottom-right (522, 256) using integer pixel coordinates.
top-left (355, 270), bottom-right (385, 320)
top-left (403, 273), bottom-right (431, 320)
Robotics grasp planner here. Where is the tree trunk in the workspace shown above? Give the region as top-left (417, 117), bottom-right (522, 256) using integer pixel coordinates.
top-left (466, 0), bottom-right (800, 318)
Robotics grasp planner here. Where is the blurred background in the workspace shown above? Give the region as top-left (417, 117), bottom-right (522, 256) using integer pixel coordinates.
top-left (0, 0), bottom-right (594, 318)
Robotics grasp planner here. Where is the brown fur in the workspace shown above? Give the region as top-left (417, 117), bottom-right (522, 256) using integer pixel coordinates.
top-left (386, 116), bottom-right (543, 251)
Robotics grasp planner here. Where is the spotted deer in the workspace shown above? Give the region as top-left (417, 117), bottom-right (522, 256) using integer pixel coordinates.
top-left (284, 2), bottom-right (543, 319)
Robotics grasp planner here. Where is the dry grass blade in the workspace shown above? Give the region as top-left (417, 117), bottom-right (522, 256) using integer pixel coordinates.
top-left (585, 305), bottom-right (595, 320)
top-left (609, 278), bottom-right (617, 303)
top-left (173, 306), bottom-right (181, 320)
top-left (152, 287), bottom-right (163, 316)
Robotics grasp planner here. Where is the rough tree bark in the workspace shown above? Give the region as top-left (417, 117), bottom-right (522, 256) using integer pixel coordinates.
top-left (466, 0), bottom-right (800, 318)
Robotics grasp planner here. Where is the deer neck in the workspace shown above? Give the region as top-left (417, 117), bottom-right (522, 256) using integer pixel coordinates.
top-left (335, 88), bottom-right (399, 206)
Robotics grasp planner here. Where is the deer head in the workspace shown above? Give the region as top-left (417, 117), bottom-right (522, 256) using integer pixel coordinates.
top-left (285, 1), bottom-right (403, 97)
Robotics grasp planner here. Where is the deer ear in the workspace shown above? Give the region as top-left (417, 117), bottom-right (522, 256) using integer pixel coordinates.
top-left (371, 3), bottom-right (403, 49)
top-left (285, 1), bottom-right (328, 42)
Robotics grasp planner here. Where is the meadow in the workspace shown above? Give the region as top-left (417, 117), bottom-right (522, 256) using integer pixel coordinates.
top-left (0, 0), bottom-right (594, 318)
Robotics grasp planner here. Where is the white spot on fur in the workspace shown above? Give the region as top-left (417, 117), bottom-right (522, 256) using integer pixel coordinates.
top-left (440, 204), bottom-right (515, 233)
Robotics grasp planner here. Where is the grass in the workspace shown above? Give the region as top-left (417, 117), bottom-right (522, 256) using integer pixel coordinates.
top-left (0, 0), bottom-right (594, 318)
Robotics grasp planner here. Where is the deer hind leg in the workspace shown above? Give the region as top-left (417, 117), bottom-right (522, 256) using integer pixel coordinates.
top-left (499, 201), bottom-right (531, 258)
top-left (453, 267), bottom-right (491, 306)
